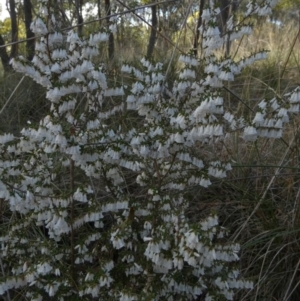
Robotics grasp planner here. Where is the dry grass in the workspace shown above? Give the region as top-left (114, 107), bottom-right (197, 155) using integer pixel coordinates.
top-left (188, 17), bottom-right (300, 301)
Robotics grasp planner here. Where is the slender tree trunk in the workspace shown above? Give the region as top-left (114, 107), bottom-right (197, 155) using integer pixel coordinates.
top-left (0, 35), bottom-right (11, 72)
top-left (146, 1), bottom-right (158, 59)
top-left (219, 0), bottom-right (230, 34)
top-left (97, 0), bottom-right (102, 26)
top-left (24, 0), bottom-right (35, 61)
top-left (193, 0), bottom-right (205, 56)
top-left (218, 0), bottom-right (239, 56)
top-left (119, 12), bottom-right (125, 50)
top-left (53, 0), bottom-right (60, 24)
top-left (55, 0), bottom-right (71, 28)
top-left (225, 2), bottom-right (232, 57)
top-left (105, 0), bottom-right (115, 60)
top-left (75, 0), bottom-right (83, 36)
top-left (9, 0), bottom-right (18, 59)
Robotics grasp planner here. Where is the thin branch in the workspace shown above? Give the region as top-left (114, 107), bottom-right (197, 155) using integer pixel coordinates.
top-left (116, 0), bottom-right (184, 54)
top-left (0, 76), bottom-right (25, 116)
top-left (222, 85), bottom-right (254, 112)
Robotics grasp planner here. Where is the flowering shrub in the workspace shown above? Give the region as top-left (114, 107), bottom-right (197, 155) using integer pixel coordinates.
top-left (0, 0), bottom-right (296, 300)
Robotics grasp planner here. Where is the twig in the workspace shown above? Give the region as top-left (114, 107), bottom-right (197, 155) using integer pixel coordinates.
top-left (115, 0), bottom-right (184, 54)
top-left (222, 85), bottom-right (254, 112)
top-left (0, 76), bottom-right (25, 116)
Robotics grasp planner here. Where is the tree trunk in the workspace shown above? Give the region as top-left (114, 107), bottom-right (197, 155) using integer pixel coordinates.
top-left (146, 2), bottom-right (158, 59)
top-left (23, 0), bottom-right (35, 61)
top-left (105, 0), bottom-right (115, 60)
top-left (9, 0), bottom-right (18, 59)
top-left (218, 0), bottom-right (239, 56)
top-left (0, 35), bottom-right (11, 72)
top-left (219, 0), bottom-right (230, 34)
top-left (193, 0), bottom-right (205, 56)
top-left (75, 0), bottom-right (83, 36)
top-left (97, 0), bottom-right (101, 26)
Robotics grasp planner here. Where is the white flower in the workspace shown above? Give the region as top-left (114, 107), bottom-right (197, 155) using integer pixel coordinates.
top-left (49, 32), bottom-right (63, 45)
top-left (152, 195), bottom-right (161, 201)
top-left (46, 87), bottom-right (64, 103)
top-left (289, 104), bottom-right (299, 112)
top-left (95, 33), bottom-right (107, 42)
top-left (51, 63), bottom-right (61, 74)
top-left (30, 18), bottom-right (48, 35)
top-left (201, 8), bottom-right (211, 20)
top-left (37, 262), bottom-right (52, 275)
top-left (243, 126), bottom-right (257, 141)
top-left (258, 5), bottom-right (272, 16)
top-left (253, 112), bottom-right (265, 126)
top-left (240, 25), bottom-right (252, 35)
top-left (54, 133), bottom-right (67, 147)
top-left (121, 64), bottom-right (132, 73)
top-left (73, 189), bottom-right (88, 203)
top-left (53, 217), bottom-right (70, 235)
top-left (0, 133), bottom-right (14, 144)
top-left (111, 237), bottom-right (125, 249)
top-left (173, 256), bottom-right (184, 270)
top-left (179, 55), bottom-right (198, 66)
top-left (219, 71), bottom-right (234, 81)
top-left (54, 268), bottom-right (60, 276)
top-left (254, 51), bottom-right (268, 61)
top-left (85, 272), bottom-right (94, 281)
top-left (144, 221), bottom-right (152, 230)
top-left (179, 69), bottom-right (196, 79)
top-left (200, 177), bottom-right (211, 188)
top-left (48, 285), bottom-right (54, 297)
top-left (205, 63), bottom-right (219, 74)
top-left (290, 90), bottom-right (300, 103)
top-left (186, 231), bottom-right (199, 249)
top-left (205, 26), bottom-right (220, 37)
top-left (193, 99), bottom-right (215, 118)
